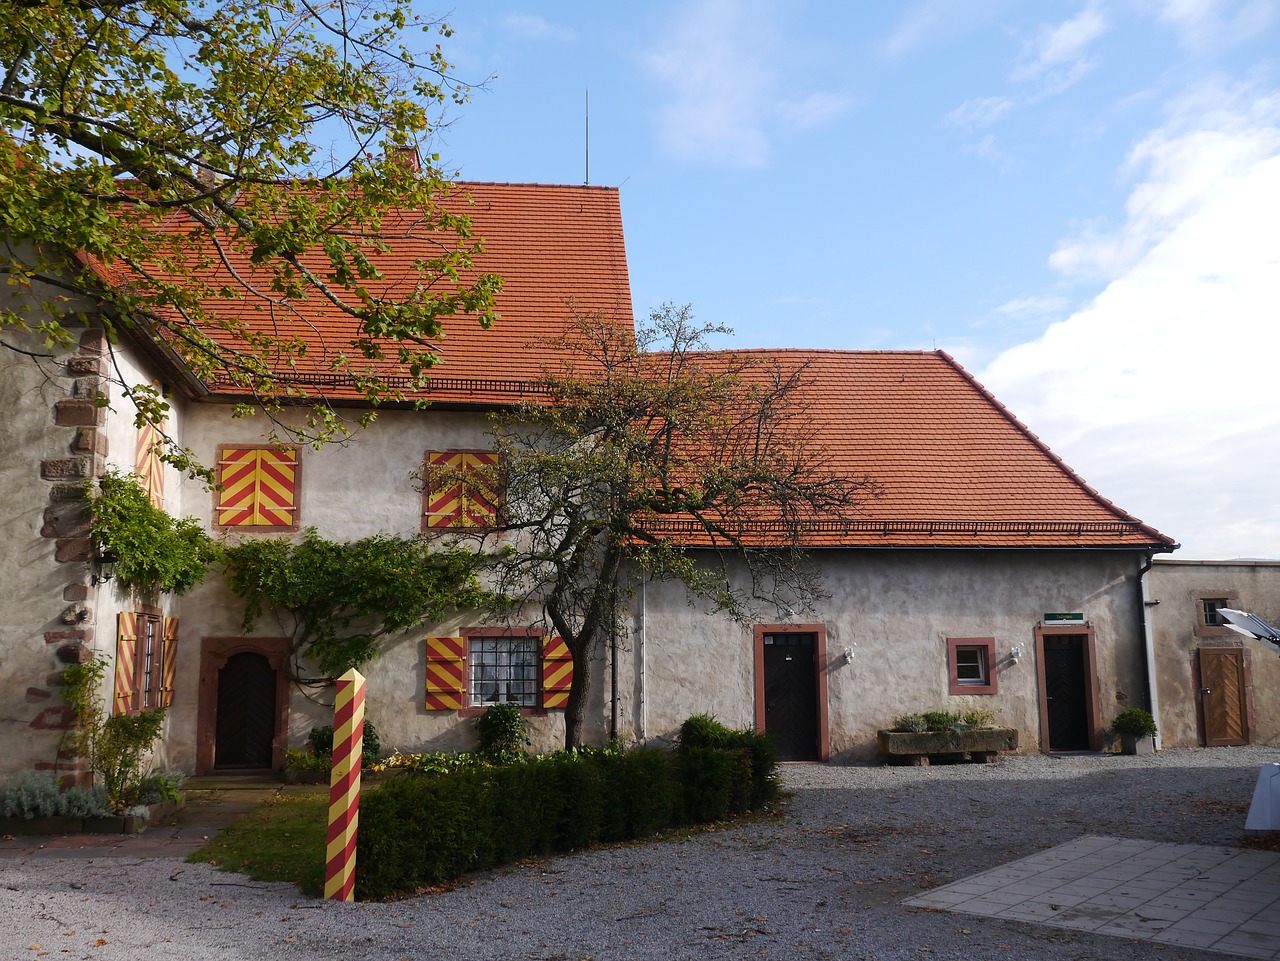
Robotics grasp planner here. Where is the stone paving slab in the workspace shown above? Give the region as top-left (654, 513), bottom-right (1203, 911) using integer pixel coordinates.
top-left (907, 835), bottom-right (1280, 959)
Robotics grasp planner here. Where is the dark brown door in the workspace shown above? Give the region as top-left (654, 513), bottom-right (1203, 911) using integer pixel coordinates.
top-left (1200, 647), bottom-right (1248, 746)
top-left (214, 651), bottom-right (278, 769)
top-left (763, 633), bottom-right (819, 761)
top-left (1044, 634), bottom-right (1090, 751)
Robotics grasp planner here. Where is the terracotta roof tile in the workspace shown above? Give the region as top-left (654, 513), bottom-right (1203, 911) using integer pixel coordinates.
top-left (646, 349), bottom-right (1176, 551)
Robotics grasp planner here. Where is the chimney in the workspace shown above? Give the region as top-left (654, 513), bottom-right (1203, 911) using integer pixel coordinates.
top-left (390, 146), bottom-right (421, 174)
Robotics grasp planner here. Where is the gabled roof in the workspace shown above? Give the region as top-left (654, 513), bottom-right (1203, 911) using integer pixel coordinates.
top-left (648, 349), bottom-right (1176, 551)
top-left (108, 182), bottom-right (633, 407)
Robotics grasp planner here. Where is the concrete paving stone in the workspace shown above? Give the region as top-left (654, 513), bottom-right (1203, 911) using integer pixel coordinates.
top-left (1165, 915), bottom-right (1242, 937)
top-left (1153, 927), bottom-right (1231, 948)
top-left (1239, 919), bottom-right (1280, 937)
top-left (948, 898), bottom-right (1009, 917)
top-left (1214, 930), bottom-right (1280, 958)
top-left (1028, 892), bottom-right (1092, 908)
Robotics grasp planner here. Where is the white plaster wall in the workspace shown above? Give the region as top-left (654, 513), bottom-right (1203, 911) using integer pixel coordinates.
top-left (623, 549), bottom-right (1149, 760)
top-left (1149, 560), bottom-right (1280, 748)
top-left (172, 405), bottom-right (601, 763)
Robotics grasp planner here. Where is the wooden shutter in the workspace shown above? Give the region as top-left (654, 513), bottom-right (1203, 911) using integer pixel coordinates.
top-left (135, 422), bottom-right (164, 509)
top-left (424, 451), bottom-right (499, 528)
top-left (218, 447), bottom-right (299, 527)
top-left (425, 636), bottom-right (466, 710)
top-left (159, 616), bottom-right (179, 708)
top-left (114, 612), bottom-right (139, 715)
top-left (541, 635), bottom-right (573, 709)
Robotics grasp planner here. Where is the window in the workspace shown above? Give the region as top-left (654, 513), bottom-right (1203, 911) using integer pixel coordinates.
top-left (1195, 592), bottom-right (1237, 637)
top-left (423, 450), bottom-right (499, 530)
top-left (425, 632), bottom-right (573, 711)
top-left (947, 637), bottom-right (997, 695)
top-left (114, 612), bottom-right (178, 714)
top-left (469, 636), bottom-right (538, 706)
top-left (1203, 599), bottom-right (1227, 626)
top-left (215, 445), bottom-right (300, 529)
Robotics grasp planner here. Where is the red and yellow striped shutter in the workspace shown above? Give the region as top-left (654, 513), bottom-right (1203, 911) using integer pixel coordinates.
top-left (135, 422), bottom-right (164, 509)
top-left (256, 448), bottom-right (299, 526)
top-left (114, 612), bottom-right (139, 715)
top-left (218, 448), bottom-right (298, 527)
top-left (218, 448), bottom-right (261, 526)
top-left (424, 451), bottom-right (499, 528)
top-left (425, 636), bottom-right (466, 710)
top-left (460, 452), bottom-right (499, 527)
top-left (542, 635), bottom-right (573, 709)
top-left (159, 617), bottom-right (179, 708)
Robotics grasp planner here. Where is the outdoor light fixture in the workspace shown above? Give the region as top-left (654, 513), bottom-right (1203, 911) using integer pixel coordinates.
top-left (1009, 645), bottom-right (1023, 662)
top-left (842, 647), bottom-right (855, 663)
top-left (91, 551), bottom-right (117, 586)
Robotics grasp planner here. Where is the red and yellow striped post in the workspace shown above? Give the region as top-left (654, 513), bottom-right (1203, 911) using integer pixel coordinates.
top-left (324, 668), bottom-right (366, 901)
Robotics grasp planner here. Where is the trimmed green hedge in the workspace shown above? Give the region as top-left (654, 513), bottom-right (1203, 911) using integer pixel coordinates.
top-left (356, 728), bottom-right (778, 900)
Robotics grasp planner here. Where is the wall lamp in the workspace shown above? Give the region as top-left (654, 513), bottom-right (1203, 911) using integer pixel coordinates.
top-left (91, 550), bottom-right (117, 586)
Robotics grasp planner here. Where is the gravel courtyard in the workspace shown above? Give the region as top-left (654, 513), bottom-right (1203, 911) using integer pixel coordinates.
top-left (4, 746), bottom-right (1278, 961)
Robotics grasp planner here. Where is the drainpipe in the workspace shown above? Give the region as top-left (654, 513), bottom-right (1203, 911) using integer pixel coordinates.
top-left (609, 612), bottom-right (618, 743)
top-left (1138, 551), bottom-right (1162, 751)
top-left (640, 574), bottom-right (647, 741)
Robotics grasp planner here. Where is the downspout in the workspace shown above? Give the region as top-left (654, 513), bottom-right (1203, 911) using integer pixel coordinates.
top-left (1138, 551), bottom-right (1162, 751)
top-left (609, 612), bottom-right (618, 743)
top-left (640, 574), bottom-right (648, 741)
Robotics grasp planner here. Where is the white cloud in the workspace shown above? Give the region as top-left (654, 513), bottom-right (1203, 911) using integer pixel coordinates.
top-left (1013, 0), bottom-right (1109, 85)
top-left (994, 295), bottom-right (1070, 318)
top-left (980, 85), bottom-right (1280, 558)
top-left (1151, 0), bottom-right (1279, 51)
top-left (945, 96), bottom-right (1014, 130)
top-left (644, 0), bottom-right (853, 169)
top-left (881, 0), bottom-right (1010, 59)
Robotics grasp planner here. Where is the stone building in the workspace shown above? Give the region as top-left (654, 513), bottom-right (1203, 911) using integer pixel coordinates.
top-left (0, 181), bottom-right (1181, 776)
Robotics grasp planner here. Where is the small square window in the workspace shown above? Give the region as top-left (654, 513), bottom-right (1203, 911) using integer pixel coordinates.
top-left (954, 647), bottom-right (988, 685)
top-left (947, 637), bottom-right (997, 695)
top-left (1203, 599), bottom-right (1228, 626)
top-left (469, 636), bottom-right (538, 707)
top-left (1195, 593), bottom-right (1237, 636)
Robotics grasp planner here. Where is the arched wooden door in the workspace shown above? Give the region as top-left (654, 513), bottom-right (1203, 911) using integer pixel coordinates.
top-left (198, 637), bottom-right (291, 774)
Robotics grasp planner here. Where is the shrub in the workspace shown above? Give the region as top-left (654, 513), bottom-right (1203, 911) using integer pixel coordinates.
top-left (356, 717), bottom-right (778, 900)
top-left (677, 713), bottom-right (779, 807)
top-left (1112, 707), bottom-right (1158, 737)
top-left (959, 708), bottom-right (999, 730)
top-left (474, 703), bottom-right (528, 764)
top-left (0, 772), bottom-right (109, 819)
top-left (307, 720), bottom-right (380, 768)
top-left (137, 771), bottom-right (186, 805)
top-left (921, 711), bottom-right (961, 732)
top-left (892, 713), bottom-right (928, 733)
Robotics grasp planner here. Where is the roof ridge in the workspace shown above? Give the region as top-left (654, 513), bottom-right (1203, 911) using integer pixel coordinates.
top-left (935, 350), bottom-right (1177, 550)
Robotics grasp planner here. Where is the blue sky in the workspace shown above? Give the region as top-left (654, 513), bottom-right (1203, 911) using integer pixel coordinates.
top-left (428, 1), bottom-right (1280, 560)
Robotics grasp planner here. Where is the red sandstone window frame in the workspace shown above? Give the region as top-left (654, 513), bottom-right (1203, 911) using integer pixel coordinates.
top-left (947, 637), bottom-right (997, 696)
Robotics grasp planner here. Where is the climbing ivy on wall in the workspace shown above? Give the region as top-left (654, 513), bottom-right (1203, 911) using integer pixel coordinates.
top-left (223, 529), bottom-right (488, 682)
top-left (88, 471), bottom-right (219, 595)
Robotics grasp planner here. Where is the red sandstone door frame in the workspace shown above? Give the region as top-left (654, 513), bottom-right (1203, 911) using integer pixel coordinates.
top-left (753, 623), bottom-right (830, 762)
top-left (1034, 624), bottom-right (1102, 753)
top-left (197, 636), bottom-right (292, 774)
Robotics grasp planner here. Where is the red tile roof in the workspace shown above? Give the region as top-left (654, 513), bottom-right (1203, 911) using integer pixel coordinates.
top-left (644, 349), bottom-right (1175, 550)
top-left (111, 182), bottom-right (633, 407)
top-left (96, 182), bottom-right (1170, 550)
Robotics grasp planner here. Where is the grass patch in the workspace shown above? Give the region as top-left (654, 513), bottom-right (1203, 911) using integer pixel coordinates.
top-left (188, 791), bottom-right (329, 896)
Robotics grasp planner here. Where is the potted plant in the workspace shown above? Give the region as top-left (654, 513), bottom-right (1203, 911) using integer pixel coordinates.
top-left (1112, 707), bottom-right (1158, 755)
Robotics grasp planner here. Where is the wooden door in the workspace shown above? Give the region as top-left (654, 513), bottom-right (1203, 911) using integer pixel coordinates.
top-left (762, 633), bottom-right (819, 761)
top-left (1200, 647), bottom-right (1248, 747)
top-left (1044, 634), bottom-right (1091, 751)
top-left (214, 651), bottom-right (278, 768)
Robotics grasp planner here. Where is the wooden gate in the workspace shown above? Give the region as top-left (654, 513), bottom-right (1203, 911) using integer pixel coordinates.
top-left (1199, 647), bottom-right (1248, 747)
top-left (762, 633), bottom-right (819, 761)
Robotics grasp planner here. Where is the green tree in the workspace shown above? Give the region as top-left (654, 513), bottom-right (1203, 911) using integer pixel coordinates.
top-left (440, 305), bottom-right (877, 749)
top-left (0, 0), bottom-right (500, 472)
